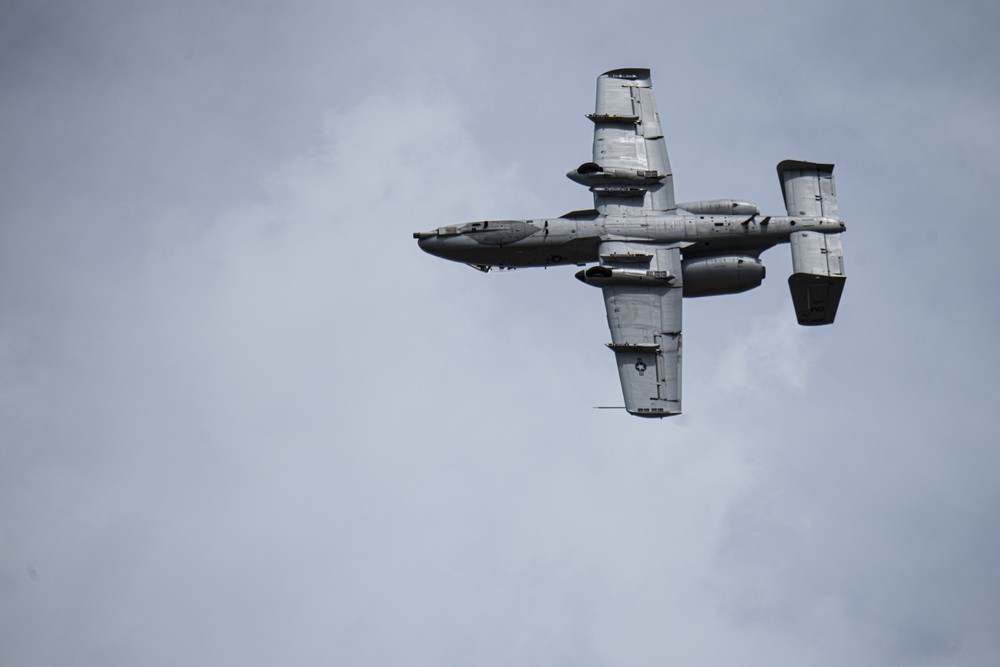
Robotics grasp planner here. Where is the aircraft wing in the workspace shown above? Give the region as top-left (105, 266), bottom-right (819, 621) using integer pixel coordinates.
top-left (598, 241), bottom-right (683, 417)
top-left (587, 68), bottom-right (675, 214)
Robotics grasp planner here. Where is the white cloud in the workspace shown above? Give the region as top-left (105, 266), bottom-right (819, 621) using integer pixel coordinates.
top-left (712, 309), bottom-right (815, 393)
top-left (3, 1), bottom-right (1000, 665)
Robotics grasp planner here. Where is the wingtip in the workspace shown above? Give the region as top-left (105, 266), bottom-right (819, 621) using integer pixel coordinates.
top-left (777, 159), bottom-right (835, 175)
top-left (600, 68), bottom-right (651, 84)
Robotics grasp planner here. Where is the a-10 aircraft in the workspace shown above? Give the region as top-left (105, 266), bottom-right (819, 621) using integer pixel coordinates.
top-left (415, 68), bottom-right (846, 417)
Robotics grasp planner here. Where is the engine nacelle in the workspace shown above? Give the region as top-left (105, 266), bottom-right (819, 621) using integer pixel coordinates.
top-left (675, 199), bottom-right (760, 216)
top-left (682, 255), bottom-right (765, 297)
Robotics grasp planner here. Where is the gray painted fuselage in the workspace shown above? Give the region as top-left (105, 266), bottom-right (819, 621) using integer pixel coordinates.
top-left (416, 213), bottom-right (845, 272)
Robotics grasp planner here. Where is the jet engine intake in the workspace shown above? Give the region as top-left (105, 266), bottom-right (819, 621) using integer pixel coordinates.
top-left (682, 255), bottom-right (764, 297)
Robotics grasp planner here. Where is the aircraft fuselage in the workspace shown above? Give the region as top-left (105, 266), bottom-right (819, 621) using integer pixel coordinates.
top-left (415, 213), bottom-right (845, 272)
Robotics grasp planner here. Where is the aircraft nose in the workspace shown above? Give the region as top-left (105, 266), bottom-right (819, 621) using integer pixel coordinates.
top-left (414, 230), bottom-right (439, 253)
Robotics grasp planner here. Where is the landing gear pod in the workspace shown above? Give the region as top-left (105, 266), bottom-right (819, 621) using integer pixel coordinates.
top-left (575, 265), bottom-right (675, 287)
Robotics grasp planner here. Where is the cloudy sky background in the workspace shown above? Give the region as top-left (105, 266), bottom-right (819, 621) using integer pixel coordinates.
top-left (2, 0), bottom-right (999, 664)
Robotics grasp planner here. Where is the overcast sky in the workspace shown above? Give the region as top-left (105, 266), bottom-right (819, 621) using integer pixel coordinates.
top-left (2, 0), bottom-right (999, 665)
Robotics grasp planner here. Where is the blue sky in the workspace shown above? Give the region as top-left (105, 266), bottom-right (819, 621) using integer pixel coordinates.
top-left (2, 1), bottom-right (999, 665)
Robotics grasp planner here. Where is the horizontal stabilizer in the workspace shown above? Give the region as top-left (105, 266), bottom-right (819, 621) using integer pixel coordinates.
top-left (778, 160), bottom-right (837, 218)
top-left (788, 230), bottom-right (846, 325)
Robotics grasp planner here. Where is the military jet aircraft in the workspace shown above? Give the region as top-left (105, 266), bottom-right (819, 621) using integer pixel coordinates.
top-left (414, 68), bottom-right (845, 417)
